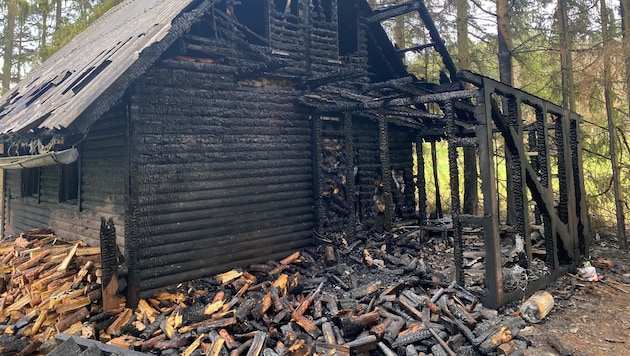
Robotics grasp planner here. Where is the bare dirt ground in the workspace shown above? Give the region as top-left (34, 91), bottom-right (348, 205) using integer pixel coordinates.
top-left (516, 234), bottom-right (630, 356)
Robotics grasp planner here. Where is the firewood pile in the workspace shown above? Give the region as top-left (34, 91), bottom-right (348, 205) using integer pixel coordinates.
top-left (0, 227), bottom-right (537, 355)
top-left (0, 228), bottom-right (103, 355)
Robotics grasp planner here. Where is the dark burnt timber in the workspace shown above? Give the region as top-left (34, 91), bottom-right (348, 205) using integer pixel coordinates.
top-left (366, 0), bottom-right (459, 82)
top-left (0, 0), bottom-right (589, 311)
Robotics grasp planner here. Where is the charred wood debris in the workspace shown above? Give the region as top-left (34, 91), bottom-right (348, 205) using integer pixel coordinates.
top-left (0, 227), bottom-right (551, 356)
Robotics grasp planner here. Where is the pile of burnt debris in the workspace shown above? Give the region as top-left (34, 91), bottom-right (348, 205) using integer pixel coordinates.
top-left (0, 226), bottom-right (548, 356)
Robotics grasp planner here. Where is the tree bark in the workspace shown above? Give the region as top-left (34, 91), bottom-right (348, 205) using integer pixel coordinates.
top-left (457, 0), bottom-right (478, 215)
top-left (602, 0), bottom-right (628, 249)
top-left (497, 0), bottom-right (515, 224)
top-left (557, 0), bottom-right (575, 111)
top-left (394, 0), bottom-right (406, 60)
top-left (623, 0), bottom-right (630, 112)
top-left (2, 0), bottom-right (17, 94)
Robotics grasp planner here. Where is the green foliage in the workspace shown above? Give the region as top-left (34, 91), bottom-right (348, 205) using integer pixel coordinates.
top-left (42, 0), bottom-right (123, 61)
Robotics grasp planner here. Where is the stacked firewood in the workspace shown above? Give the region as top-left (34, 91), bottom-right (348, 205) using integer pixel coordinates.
top-left (0, 228), bottom-right (103, 355)
top-left (1, 228), bottom-right (533, 355)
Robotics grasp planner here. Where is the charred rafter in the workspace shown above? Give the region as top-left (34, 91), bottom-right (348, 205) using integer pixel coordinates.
top-left (366, 1), bottom-right (423, 23)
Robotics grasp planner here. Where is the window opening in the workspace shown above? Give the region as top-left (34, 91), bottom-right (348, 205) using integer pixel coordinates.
top-left (22, 168), bottom-right (40, 200)
top-left (232, 1), bottom-right (269, 44)
top-left (338, 3), bottom-right (358, 56)
top-left (59, 160), bottom-right (79, 204)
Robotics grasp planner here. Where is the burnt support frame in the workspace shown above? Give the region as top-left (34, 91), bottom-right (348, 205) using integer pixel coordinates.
top-left (415, 133), bottom-right (427, 222)
top-left (460, 71), bottom-right (589, 307)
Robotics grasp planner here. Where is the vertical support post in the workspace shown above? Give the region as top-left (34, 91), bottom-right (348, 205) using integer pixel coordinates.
top-left (344, 113), bottom-right (357, 240)
top-left (100, 217), bottom-right (120, 311)
top-left (378, 118), bottom-right (393, 230)
top-left (444, 100), bottom-right (464, 286)
top-left (537, 107), bottom-right (558, 268)
top-left (430, 141), bottom-right (442, 218)
top-left (527, 129), bottom-right (542, 225)
top-left (507, 96), bottom-right (531, 267)
top-left (125, 100), bottom-right (140, 308)
top-left (476, 84), bottom-right (503, 308)
top-left (415, 134), bottom-right (427, 223)
top-left (570, 115), bottom-right (591, 255)
top-left (558, 110), bottom-right (579, 261)
top-left (312, 114), bottom-right (325, 234)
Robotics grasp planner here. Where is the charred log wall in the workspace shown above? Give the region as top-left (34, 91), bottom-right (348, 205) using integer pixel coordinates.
top-left (316, 116), bottom-right (417, 235)
top-left (127, 52), bottom-right (315, 297)
top-left (3, 105), bottom-right (127, 245)
top-left (353, 118), bottom-right (382, 231)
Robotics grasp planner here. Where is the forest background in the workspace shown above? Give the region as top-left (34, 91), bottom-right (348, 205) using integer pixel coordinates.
top-left (1, 0), bottom-right (629, 242)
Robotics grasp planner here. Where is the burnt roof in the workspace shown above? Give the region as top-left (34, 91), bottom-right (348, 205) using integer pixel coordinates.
top-left (0, 0), bottom-right (416, 141)
top-left (0, 0), bottom-right (216, 138)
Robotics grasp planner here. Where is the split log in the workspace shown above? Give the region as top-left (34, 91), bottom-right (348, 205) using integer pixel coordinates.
top-left (324, 245), bottom-right (337, 266)
top-left (230, 338), bottom-right (253, 356)
top-left (279, 252), bottom-right (301, 265)
top-left (497, 340), bottom-right (519, 356)
top-left (196, 317), bottom-right (238, 333)
top-left (377, 341), bottom-right (397, 356)
top-left (369, 318), bottom-right (392, 340)
top-left (246, 330), bottom-right (266, 356)
top-left (398, 294), bottom-right (424, 320)
top-left (343, 334), bottom-right (377, 353)
top-left (292, 313), bottom-right (321, 338)
top-left (216, 270), bottom-right (243, 284)
top-left (293, 282), bottom-right (323, 316)
top-left (154, 335), bottom-right (188, 351)
top-left (219, 328), bottom-right (239, 349)
top-left (339, 311), bottom-right (380, 338)
top-left (478, 325), bottom-right (512, 354)
top-left (140, 334), bottom-right (167, 352)
top-left (321, 322), bottom-right (336, 344)
top-left (57, 243), bottom-right (79, 272)
top-left (208, 337), bottom-right (226, 356)
top-left (350, 281), bottom-right (381, 299)
top-left (182, 334), bottom-right (205, 356)
top-left (429, 328), bottom-right (456, 356)
top-left (314, 342), bottom-right (350, 356)
top-left (391, 325), bottom-right (432, 348)
top-left (139, 313), bottom-right (166, 339)
top-left (55, 307), bottom-right (90, 333)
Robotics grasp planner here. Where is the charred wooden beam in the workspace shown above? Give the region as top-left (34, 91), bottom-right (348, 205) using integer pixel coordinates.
top-left (366, 1), bottom-right (423, 23)
top-left (396, 43), bottom-right (436, 55)
top-left (100, 217), bottom-right (121, 311)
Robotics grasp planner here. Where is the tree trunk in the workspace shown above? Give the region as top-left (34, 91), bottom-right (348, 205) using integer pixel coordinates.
top-left (41, 1), bottom-right (50, 51)
top-left (457, 0), bottom-right (478, 215)
top-left (2, 0), bottom-right (17, 94)
top-left (497, 0), bottom-right (514, 224)
top-left (623, 0), bottom-right (630, 113)
top-left (557, 0), bottom-right (575, 111)
top-left (394, 0), bottom-right (406, 58)
top-left (56, 0), bottom-right (63, 29)
top-left (603, 0), bottom-right (628, 249)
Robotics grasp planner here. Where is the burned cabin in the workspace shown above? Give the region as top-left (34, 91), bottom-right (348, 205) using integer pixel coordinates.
top-left (0, 0), bottom-right (590, 308)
